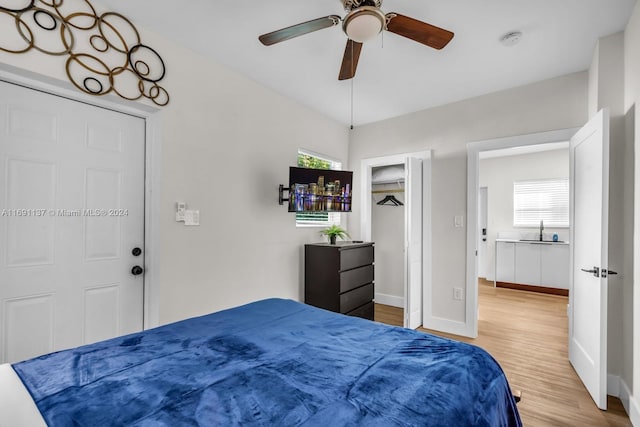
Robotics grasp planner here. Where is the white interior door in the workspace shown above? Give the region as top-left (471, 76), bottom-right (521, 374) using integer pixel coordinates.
top-left (569, 108), bottom-right (609, 409)
top-left (0, 80), bottom-right (146, 363)
top-left (404, 157), bottom-right (422, 328)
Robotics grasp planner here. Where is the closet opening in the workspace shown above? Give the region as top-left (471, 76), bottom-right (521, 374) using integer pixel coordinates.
top-left (371, 164), bottom-right (406, 325)
top-left (360, 150), bottom-right (431, 329)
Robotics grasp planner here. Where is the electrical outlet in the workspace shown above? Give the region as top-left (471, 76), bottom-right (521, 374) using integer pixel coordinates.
top-left (453, 287), bottom-right (464, 301)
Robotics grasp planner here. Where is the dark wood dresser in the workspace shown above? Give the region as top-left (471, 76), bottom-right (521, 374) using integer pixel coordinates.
top-left (304, 242), bottom-right (374, 320)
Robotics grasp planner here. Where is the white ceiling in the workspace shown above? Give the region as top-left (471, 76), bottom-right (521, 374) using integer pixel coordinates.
top-left (98, 0), bottom-right (636, 126)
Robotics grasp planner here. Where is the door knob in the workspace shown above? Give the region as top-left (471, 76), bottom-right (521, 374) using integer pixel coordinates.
top-left (131, 265), bottom-right (144, 276)
top-left (580, 266), bottom-right (600, 277)
top-left (132, 247), bottom-right (142, 256)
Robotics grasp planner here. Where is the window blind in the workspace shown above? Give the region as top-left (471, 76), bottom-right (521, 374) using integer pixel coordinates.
top-left (513, 178), bottom-right (569, 227)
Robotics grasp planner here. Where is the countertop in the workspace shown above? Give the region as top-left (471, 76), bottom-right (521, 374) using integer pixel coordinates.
top-left (496, 238), bottom-right (570, 245)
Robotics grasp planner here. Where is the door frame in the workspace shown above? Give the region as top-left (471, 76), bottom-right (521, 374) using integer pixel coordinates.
top-left (360, 150), bottom-right (432, 328)
top-left (464, 128), bottom-right (579, 338)
top-left (0, 65), bottom-right (162, 329)
top-left (477, 186), bottom-right (488, 279)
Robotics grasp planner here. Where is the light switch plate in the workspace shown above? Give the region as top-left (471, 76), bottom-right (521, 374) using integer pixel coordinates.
top-left (176, 201), bottom-right (186, 222)
top-left (454, 215), bottom-right (464, 228)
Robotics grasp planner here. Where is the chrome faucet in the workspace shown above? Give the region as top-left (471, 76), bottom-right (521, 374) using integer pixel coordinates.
top-left (539, 220), bottom-right (544, 241)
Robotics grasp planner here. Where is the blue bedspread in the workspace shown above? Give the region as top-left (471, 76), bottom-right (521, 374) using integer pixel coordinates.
top-left (13, 298), bottom-right (521, 426)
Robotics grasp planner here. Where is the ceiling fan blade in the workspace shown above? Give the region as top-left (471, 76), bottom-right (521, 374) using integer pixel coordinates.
top-left (385, 13), bottom-right (454, 50)
top-left (259, 15), bottom-right (341, 46)
top-left (338, 39), bottom-right (363, 81)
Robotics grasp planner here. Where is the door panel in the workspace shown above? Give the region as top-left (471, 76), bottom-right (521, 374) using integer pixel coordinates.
top-left (4, 295), bottom-right (54, 363)
top-left (0, 80), bottom-right (145, 363)
top-left (84, 284), bottom-right (120, 344)
top-left (569, 108), bottom-right (609, 409)
top-left (84, 168), bottom-right (122, 260)
top-left (405, 157), bottom-right (422, 329)
top-left (6, 159), bottom-right (56, 267)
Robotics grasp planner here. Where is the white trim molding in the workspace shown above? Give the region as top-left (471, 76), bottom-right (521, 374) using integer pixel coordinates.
top-left (361, 150), bottom-right (432, 330)
top-left (465, 128), bottom-right (580, 338)
top-left (374, 293), bottom-right (404, 308)
top-left (607, 374), bottom-right (639, 424)
top-left (423, 316), bottom-right (469, 337)
top-left (630, 393), bottom-right (640, 426)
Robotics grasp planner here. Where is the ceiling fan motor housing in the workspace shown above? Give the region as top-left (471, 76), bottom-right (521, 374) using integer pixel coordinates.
top-left (342, 5), bottom-right (386, 42)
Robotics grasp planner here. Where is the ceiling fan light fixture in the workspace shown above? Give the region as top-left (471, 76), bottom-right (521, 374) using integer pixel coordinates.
top-left (343, 6), bottom-right (385, 43)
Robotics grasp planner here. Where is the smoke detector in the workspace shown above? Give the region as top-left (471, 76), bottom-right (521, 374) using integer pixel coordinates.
top-left (500, 31), bottom-right (522, 47)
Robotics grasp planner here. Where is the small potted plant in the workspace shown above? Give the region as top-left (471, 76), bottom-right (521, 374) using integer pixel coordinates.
top-left (320, 224), bottom-right (350, 245)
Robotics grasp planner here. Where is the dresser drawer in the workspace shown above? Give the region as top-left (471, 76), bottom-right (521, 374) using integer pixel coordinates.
top-left (340, 245), bottom-right (374, 271)
top-left (340, 283), bottom-right (374, 314)
top-left (340, 264), bottom-right (374, 293)
top-left (345, 301), bottom-right (374, 320)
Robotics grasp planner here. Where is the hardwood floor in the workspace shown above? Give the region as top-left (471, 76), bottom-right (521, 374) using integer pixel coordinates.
top-left (374, 281), bottom-right (631, 426)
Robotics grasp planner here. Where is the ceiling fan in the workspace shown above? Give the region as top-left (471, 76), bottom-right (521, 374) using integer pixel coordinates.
top-left (258, 0), bottom-right (454, 81)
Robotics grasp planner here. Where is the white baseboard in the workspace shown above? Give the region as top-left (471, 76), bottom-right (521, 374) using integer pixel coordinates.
top-left (630, 393), bottom-right (640, 426)
top-left (608, 374), bottom-right (638, 425)
top-left (422, 315), bottom-right (471, 337)
top-left (608, 374), bottom-right (621, 397)
top-left (374, 293), bottom-right (404, 308)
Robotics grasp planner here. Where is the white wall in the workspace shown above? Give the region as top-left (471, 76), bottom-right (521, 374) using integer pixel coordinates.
top-left (349, 72), bottom-right (587, 324)
top-left (625, 1), bottom-right (640, 423)
top-left (479, 149), bottom-right (569, 281)
top-left (150, 33), bottom-right (350, 323)
top-left (0, 4), bottom-right (349, 325)
top-left (371, 182), bottom-right (405, 307)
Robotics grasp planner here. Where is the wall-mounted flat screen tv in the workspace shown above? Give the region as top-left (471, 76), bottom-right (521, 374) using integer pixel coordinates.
top-left (288, 167), bottom-right (353, 213)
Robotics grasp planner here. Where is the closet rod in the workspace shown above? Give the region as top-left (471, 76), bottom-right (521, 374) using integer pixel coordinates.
top-left (371, 189), bottom-right (404, 194)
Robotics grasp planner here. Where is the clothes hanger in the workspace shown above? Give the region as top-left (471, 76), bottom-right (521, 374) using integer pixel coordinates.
top-left (377, 195), bottom-right (404, 206)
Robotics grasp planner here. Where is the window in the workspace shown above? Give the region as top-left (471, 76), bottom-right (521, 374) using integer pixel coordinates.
top-left (296, 150), bottom-right (341, 227)
top-left (513, 178), bottom-right (569, 227)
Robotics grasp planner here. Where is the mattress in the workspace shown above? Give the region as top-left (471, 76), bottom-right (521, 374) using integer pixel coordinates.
top-left (4, 298), bottom-right (521, 426)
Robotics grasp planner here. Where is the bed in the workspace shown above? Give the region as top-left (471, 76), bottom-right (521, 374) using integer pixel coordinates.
top-left (0, 298), bottom-right (522, 426)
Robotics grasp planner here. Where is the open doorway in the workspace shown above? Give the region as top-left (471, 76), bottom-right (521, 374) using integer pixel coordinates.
top-left (467, 112), bottom-right (617, 412)
top-left (477, 142), bottom-right (570, 297)
top-left (465, 128), bottom-right (578, 337)
top-left (371, 164), bottom-right (406, 310)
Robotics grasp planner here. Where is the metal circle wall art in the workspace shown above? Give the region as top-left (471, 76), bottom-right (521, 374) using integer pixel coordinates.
top-left (0, 0), bottom-right (169, 106)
